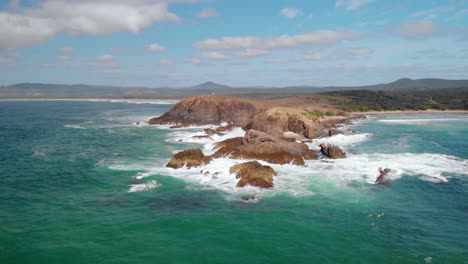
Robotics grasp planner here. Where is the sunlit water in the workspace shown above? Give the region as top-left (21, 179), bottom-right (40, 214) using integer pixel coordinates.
top-left (1, 101), bottom-right (467, 263)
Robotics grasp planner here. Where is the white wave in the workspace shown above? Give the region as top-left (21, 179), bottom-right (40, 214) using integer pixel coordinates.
top-left (64, 124), bottom-right (87, 129)
top-left (107, 99), bottom-right (177, 105)
top-left (309, 133), bottom-right (372, 150)
top-left (128, 180), bottom-right (161, 193)
top-left (378, 117), bottom-right (468, 124)
top-left (166, 126), bottom-right (245, 152)
top-left (127, 152), bottom-right (467, 197)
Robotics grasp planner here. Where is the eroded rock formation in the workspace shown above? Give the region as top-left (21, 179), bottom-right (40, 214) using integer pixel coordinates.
top-left (229, 161), bottom-right (277, 188)
top-left (166, 149), bottom-right (212, 169)
top-left (319, 142), bottom-right (346, 159)
top-left (213, 129), bottom-right (317, 165)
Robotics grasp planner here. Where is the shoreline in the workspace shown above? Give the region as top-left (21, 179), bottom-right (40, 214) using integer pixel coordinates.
top-left (350, 109), bottom-right (468, 116)
top-left (0, 98), bottom-right (180, 104)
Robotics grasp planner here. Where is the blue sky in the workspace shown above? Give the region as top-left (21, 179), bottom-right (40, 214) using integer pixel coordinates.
top-left (0, 0), bottom-right (467, 87)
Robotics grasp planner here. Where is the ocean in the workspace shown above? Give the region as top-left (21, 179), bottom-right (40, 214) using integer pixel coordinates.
top-left (1, 100), bottom-right (467, 263)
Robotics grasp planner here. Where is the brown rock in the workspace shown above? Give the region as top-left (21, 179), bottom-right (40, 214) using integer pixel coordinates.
top-left (149, 95), bottom-right (266, 127)
top-left (204, 125), bottom-right (235, 137)
top-left (212, 130), bottom-right (314, 165)
top-left (229, 161), bottom-right (277, 188)
top-left (319, 142), bottom-right (346, 159)
top-left (328, 129), bottom-right (342, 137)
top-left (166, 149), bottom-right (212, 169)
top-left (246, 107), bottom-right (324, 139)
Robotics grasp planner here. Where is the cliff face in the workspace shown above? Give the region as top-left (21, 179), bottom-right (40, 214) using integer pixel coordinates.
top-left (148, 95), bottom-right (267, 127)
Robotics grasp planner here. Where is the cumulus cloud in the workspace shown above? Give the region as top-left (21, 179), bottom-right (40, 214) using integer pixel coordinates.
top-left (194, 30), bottom-right (360, 51)
top-left (235, 49), bottom-right (271, 58)
top-left (0, 12), bottom-right (58, 51)
top-left (335, 0), bottom-right (374, 11)
top-left (197, 8), bottom-right (220, 19)
top-left (146, 43), bottom-right (165, 51)
top-left (57, 55), bottom-right (72, 61)
top-left (390, 20), bottom-right (439, 39)
top-left (304, 47), bottom-right (372, 61)
top-left (0, 1), bottom-right (180, 51)
top-left (89, 54), bottom-right (118, 68)
top-left (280, 8), bottom-right (302, 18)
top-left (201, 51), bottom-right (231, 60)
top-left (59, 46), bottom-right (74, 53)
top-left (8, 0), bottom-right (21, 9)
top-left (159, 59), bottom-right (174, 67)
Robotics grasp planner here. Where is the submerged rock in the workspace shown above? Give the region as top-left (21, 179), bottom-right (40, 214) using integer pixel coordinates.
top-left (166, 149), bottom-right (212, 169)
top-left (319, 142), bottom-right (346, 159)
top-left (375, 167), bottom-right (393, 185)
top-left (229, 161), bottom-right (277, 188)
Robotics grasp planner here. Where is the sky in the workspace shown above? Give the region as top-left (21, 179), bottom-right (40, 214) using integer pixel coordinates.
top-left (0, 0), bottom-right (467, 87)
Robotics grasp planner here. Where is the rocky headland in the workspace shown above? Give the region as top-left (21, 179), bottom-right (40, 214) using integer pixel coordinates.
top-left (150, 94), bottom-right (354, 189)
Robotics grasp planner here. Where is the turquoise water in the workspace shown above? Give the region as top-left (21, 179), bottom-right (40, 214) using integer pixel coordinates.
top-left (1, 101), bottom-right (467, 263)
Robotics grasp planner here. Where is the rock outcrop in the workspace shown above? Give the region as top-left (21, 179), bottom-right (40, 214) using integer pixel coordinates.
top-left (213, 129), bottom-right (316, 165)
top-left (245, 107), bottom-right (324, 139)
top-left (229, 161), bottom-right (277, 188)
top-left (166, 149), bottom-right (212, 169)
top-left (328, 129), bottom-right (342, 137)
top-left (375, 167), bottom-right (393, 185)
top-left (319, 142), bottom-right (346, 159)
top-left (149, 95), bottom-right (267, 127)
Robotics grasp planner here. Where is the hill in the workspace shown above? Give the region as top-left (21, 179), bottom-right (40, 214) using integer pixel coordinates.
top-left (1, 78), bottom-right (467, 100)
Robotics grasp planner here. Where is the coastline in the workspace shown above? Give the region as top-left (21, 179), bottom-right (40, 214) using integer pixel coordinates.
top-left (350, 109), bottom-right (468, 116)
top-left (0, 98), bottom-right (180, 104)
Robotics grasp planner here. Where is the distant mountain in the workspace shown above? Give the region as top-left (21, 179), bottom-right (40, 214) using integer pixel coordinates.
top-left (189, 81), bottom-right (231, 89)
top-left (1, 78), bottom-right (467, 100)
top-left (328, 78), bottom-right (468, 91)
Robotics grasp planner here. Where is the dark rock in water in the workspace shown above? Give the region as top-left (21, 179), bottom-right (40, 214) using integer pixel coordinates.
top-left (319, 142), bottom-right (346, 159)
top-left (375, 167), bottom-right (393, 185)
top-left (166, 149), bottom-right (212, 169)
top-left (241, 195), bottom-right (261, 202)
top-left (229, 161), bottom-right (277, 188)
top-left (328, 129), bottom-right (342, 137)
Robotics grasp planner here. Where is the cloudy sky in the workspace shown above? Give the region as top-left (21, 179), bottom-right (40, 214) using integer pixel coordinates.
top-left (1, 0), bottom-right (467, 87)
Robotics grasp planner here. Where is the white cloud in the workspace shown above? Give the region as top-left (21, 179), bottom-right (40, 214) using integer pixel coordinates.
top-left (347, 47), bottom-right (372, 55)
top-left (146, 43), bottom-right (165, 51)
top-left (335, 0), bottom-right (375, 11)
top-left (89, 54), bottom-right (118, 68)
top-left (280, 8), bottom-right (302, 18)
top-left (304, 53), bottom-right (323, 60)
top-left (194, 30), bottom-right (360, 51)
top-left (57, 55), bottom-right (72, 61)
top-left (197, 8), bottom-right (220, 19)
top-left (0, 1), bottom-right (180, 51)
top-left (159, 59), bottom-right (174, 67)
top-left (8, 0), bottom-right (20, 9)
top-left (0, 12), bottom-right (58, 51)
top-left (303, 47), bottom-right (372, 61)
top-left (390, 20), bottom-right (439, 39)
top-left (59, 46), bottom-right (74, 53)
top-left (189, 57), bottom-right (202, 64)
top-left (201, 51), bottom-right (231, 60)
top-left (235, 49), bottom-right (271, 58)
